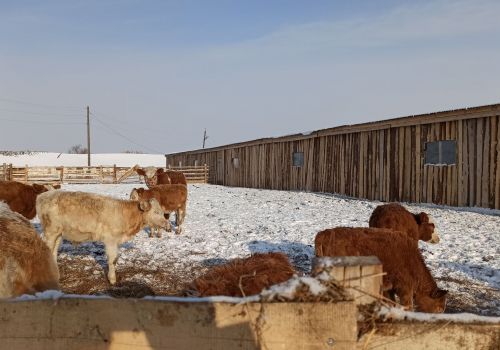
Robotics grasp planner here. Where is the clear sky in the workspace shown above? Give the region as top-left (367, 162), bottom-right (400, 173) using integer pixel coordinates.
top-left (1, 0), bottom-right (499, 153)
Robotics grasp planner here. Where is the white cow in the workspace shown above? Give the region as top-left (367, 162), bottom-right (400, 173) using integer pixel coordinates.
top-left (36, 191), bottom-right (168, 285)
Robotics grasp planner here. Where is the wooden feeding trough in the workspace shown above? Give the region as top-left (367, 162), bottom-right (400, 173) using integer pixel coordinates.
top-left (0, 257), bottom-right (498, 349)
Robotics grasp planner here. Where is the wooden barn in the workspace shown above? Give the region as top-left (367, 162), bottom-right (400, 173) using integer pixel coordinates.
top-left (165, 104), bottom-right (500, 209)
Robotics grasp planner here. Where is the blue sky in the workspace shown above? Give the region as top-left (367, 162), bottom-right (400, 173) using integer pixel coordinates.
top-left (1, 0), bottom-right (499, 153)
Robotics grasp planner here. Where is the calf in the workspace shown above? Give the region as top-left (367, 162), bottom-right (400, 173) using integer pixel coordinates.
top-left (164, 170), bottom-right (187, 185)
top-left (369, 203), bottom-right (440, 243)
top-left (0, 181), bottom-right (60, 219)
top-left (0, 202), bottom-right (59, 298)
top-left (135, 166), bottom-right (187, 187)
top-left (130, 184), bottom-right (187, 236)
top-left (315, 227), bottom-right (447, 313)
top-left (36, 191), bottom-right (168, 284)
top-left (192, 253), bottom-right (295, 297)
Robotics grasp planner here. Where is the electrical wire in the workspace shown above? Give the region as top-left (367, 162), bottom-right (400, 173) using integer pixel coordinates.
top-left (0, 107), bottom-right (82, 118)
top-left (0, 117), bottom-right (84, 125)
top-left (0, 97), bottom-right (82, 110)
top-left (89, 111), bottom-right (167, 135)
top-left (0, 98), bottom-right (161, 153)
top-left (91, 116), bottom-right (162, 154)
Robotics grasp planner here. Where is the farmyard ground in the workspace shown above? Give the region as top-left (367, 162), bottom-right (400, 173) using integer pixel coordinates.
top-left (31, 183), bottom-right (500, 316)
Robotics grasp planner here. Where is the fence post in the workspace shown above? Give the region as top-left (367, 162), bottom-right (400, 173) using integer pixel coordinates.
top-left (204, 164), bottom-right (208, 183)
top-left (99, 166), bottom-right (104, 184)
top-left (8, 164), bottom-right (12, 181)
top-left (311, 256), bottom-right (383, 306)
top-left (2, 163), bottom-right (5, 181)
top-left (59, 166), bottom-right (64, 183)
top-left (113, 165), bottom-right (117, 184)
top-left (25, 164), bottom-right (29, 183)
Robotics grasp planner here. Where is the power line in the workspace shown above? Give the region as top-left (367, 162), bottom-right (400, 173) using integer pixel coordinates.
top-left (0, 97), bottom-right (82, 110)
top-left (0, 117), bottom-right (84, 125)
top-left (92, 116), bottom-right (162, 154)
top-left (0, 107), bottom-right (82, 118)
top-left (89, 111), bottom-right (168, 135)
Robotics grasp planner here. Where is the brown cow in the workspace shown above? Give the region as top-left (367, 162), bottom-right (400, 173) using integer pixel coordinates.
top-left (0, 181), bottom-right (60, 220)
top-left (130, 184), bottom-right (187, 236)
top-left (192, 253), bottom-right (295, 297)
top-left (165, 169), bottom-right (187, 185)
top-left (0, 202), bottom-right (60, 298)
top-left (135, 166), bottom-right (187, 187)
top-left (315, 227), bottom-right (447, 313)
top-left (369, 203), bottom-right (440, 243)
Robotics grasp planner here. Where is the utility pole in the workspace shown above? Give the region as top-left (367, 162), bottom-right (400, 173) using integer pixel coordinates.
top-left (202, 128), bottom-right (208, 149)
top-left (87, 106), bottom-right (91, 166)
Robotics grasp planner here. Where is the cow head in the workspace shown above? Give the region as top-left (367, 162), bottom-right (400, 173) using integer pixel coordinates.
top-left (32, 183), bottom-right (50, 194)
top-left (416, 288), bottom-right (448, 313)
top-left (415, 212), bottom-right (440, 244)
top-left (129, 188), bottom-right (145, 201)
top-left (139, 198), bottom-right (168, 230)
top-left (135, 167), bottom-right (164, 188)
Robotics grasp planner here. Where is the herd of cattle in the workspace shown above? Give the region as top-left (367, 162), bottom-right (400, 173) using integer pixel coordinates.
top-left (0, 166), bottom-right (448, 313)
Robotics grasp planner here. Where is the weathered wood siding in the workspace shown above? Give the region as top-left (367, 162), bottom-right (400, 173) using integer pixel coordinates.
top-left (166, 105), bottom-right (500, 209)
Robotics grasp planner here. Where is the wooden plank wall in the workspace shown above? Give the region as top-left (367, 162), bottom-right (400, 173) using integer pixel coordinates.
top-left (166, 113), bottom-right (500, 209)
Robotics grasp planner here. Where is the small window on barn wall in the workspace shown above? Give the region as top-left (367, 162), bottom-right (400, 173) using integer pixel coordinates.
top-left (292, 152), bottom-right (304, 167)
top-left (425, 140), bottom-right (457, 165)
top-left (232, 157), bottom-right (240, 168)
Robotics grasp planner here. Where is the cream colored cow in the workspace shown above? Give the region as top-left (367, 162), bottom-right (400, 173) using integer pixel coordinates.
top-left (36, 191), bottom-right (168, 285)
top-left (0, 202), bottom-right (59, 298)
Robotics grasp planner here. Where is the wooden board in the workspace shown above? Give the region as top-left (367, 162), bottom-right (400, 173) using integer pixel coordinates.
top-left (0, 298), bottom-right (358, 350)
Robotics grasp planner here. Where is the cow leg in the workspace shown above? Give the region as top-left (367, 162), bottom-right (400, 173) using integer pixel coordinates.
top-left (175, 208), bottom-right (185, 235)
top-left (164, 213), bottom-right (172, 232)
top-left (45, 233), bottom-right (62, 261)
top-left (396, 288), bottom-right (414, 311)
top-left (105, 243), bottom-right (119, 285)
top-left (156, 225), bottom-right (162, 238)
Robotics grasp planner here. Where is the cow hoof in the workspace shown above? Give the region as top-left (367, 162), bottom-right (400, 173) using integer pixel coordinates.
top-left (108, 275), bottom-right (116, 285)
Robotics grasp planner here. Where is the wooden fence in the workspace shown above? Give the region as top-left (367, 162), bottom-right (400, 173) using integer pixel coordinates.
top-left (165, 104), bottom-right (500, 209)
top-left (0, 298), bottom-right (497, 349)
top-left (0, 164), bottom-right (209, 184)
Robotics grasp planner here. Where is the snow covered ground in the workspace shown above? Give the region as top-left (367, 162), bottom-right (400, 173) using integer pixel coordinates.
top-left (30, 183), bottom-right (499, 316)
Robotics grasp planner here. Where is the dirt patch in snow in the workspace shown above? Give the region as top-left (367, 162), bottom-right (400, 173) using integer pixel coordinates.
top-left (58, 255), bottom-right (207, 297)
top-left (436, 276), bottom-right (500, 316)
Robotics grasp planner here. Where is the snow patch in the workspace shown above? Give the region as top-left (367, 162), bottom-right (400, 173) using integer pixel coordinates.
top-left (261, 276), bottom-right (327, 300)
top-left (379, 306), bottom-right (500, 324)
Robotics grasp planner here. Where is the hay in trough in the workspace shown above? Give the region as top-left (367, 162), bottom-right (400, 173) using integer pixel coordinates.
top-left (191, 252), bottom-right (296, 297)
top-left (260, 276), bottom-right (353, 303)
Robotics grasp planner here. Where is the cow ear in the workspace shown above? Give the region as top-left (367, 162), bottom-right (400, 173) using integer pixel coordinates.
top-left (156, 168), bottom-right (165, 174)
top-left (136, 168), bottom-right (146, 176)
top-left (416, 212), bottom-right (429, 224)
top-left (431, 289), bottom-right (448, 298)
top-left (32, 184), bottom-right (46, 193)
top-left (139, 200), bottom-right (151, 212)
